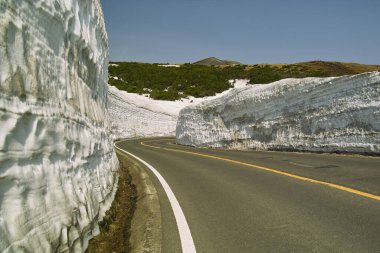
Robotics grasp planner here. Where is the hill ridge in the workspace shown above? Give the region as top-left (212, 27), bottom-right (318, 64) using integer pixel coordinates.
top-left (193, 57), bottom-right (241, 66)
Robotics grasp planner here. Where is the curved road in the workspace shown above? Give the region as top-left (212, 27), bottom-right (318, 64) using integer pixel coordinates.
top-left (116, 138), bottom-right (380, 253)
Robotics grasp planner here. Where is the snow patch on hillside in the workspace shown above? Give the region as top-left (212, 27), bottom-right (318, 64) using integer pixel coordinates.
top-left (108, 80), bottom-right (249, 138)
top-left (0, 0), bottom-right (118, 252)
top-left (176, 72), bottom-right (380, 155)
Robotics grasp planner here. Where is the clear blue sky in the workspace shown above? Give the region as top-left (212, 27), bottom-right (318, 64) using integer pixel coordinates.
top-left (100, 0), bottom-right (380, 64)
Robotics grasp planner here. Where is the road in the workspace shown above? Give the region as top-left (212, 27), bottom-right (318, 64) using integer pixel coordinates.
top-left (116, 138), bottom-right (380, 253)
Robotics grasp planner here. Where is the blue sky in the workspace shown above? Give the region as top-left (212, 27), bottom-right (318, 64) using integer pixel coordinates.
top-left (100, 0), bottom-right (380, 64)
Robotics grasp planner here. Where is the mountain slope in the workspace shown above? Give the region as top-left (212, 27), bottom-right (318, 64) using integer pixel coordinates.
top-left (193, 57), bottom-right (242, 66)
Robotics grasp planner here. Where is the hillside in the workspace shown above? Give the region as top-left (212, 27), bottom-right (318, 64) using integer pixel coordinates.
top-left (289, 61), bottom-right (380, 76)
top-left (109, 61), bottom-right (380, 101)
top-left (193, 57), bottom-right (242, 66)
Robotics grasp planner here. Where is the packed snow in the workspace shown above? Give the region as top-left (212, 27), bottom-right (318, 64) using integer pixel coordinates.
top-left (0, 0), bottom-right (118, 252)
top-left (158, 64), bottom-right (181, 67)
top-left (108, 80), bottom-right (249, 139)
top-left (177, 72), bottom-right (380, 155)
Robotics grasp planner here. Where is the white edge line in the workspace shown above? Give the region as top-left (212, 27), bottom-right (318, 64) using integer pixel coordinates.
top-left (115, 143), bottom-right (197, 253)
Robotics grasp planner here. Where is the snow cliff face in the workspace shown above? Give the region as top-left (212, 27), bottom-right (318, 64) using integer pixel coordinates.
top-left (0, 0), bottom-right (118, 252)
top-left (177, 72), bottom-right (380, 155)
top-left (108, 80), bottom-right (250, 139)
top-left (108, 86), bottom-right (180, 138)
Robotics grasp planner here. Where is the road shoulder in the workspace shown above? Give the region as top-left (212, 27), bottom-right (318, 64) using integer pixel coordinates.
top-left (86, 149), bottom-right (162, 253)
top-left (123, 149), bottom-right (162, 253)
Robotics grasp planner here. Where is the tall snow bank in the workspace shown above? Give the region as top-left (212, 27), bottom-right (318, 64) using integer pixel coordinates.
top-left (108, 80), bottom-right (249, 139)
top-left (109, 86), bottom-right (181, 138)
top-left (0, 0), bottom-right (118, 252)
top-left (176, 72), bottom-right (380, 155)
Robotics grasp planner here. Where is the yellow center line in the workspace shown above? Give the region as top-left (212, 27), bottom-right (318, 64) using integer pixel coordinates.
top-left (141, 139), bottom-right (380, 202)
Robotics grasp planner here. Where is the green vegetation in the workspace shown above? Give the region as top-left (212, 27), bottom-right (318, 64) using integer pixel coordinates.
top-left (109, 61), bottom-right (380, 101)
top-left (109, 62), bottom-right (243, 100)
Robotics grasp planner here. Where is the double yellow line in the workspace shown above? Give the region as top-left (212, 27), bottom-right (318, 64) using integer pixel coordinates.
top-left (141, 140), bottom-right (380, 202)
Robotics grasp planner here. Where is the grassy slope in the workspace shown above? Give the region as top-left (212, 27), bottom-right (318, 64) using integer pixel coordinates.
top-left (295, 61), bottom-right (380, 75)
top-left (109, 61), bottom-right (380, 101)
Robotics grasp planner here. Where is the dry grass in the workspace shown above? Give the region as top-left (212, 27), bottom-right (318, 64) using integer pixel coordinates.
top-left (296, 61), bottom-right (380, 75)
top-left (244, 61), bottom-right (380, 74)
top-left (86, 153), bottom-right (137, 253)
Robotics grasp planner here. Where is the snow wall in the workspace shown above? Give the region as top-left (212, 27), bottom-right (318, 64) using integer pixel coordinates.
top-left (108, 80), bottom-right (251, 139)
top-left (0, 0), bottom-right (118, 252)
top-left (177, 72), bottom-right (380, 155)
top-left (108, 86), bottom-right (178, 139)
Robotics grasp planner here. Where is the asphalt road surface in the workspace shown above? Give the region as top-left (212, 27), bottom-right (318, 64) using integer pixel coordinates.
top-left (116, 138), bottom-right (380, 253)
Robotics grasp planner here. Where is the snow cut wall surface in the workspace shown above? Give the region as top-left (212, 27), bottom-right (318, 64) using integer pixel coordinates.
top-left (108, 79), bottom-right (251, 139)
top-left (177, 72), bottom-right (380, 154)
top-left (108, 86), bottom-right (179, 139)
top-left (0, 0), bottom-right (118, 252)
